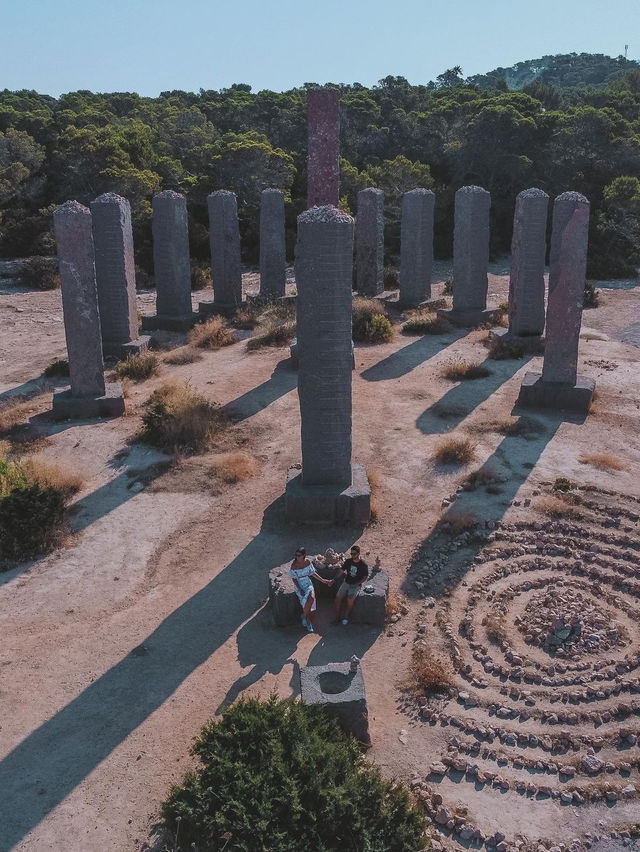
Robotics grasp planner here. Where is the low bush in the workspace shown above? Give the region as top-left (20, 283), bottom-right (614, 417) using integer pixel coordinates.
top-left (352, 298), bottom-right (393, 343)
top-left (163, 348), bottom-right (203, 365)
top-left (408, 647), bottom-right (453, 695)
top-left (584, 280), bottom-right (600, 308)
top-left (162, 696), bottom-right (426, 852)
top-left (402, 310), bottom-right (451, 336)
top-left (553, 476), bottom-right (575, 492)
top-left (579, 452), bottom-right (628, 472)
top-left (486, 334), bottom-right (543, 360)
top-left (191, 264), bottom-right (212, 291)
top-left (440, 360), bottom-right (491, 381)
top-left (437, 509), bottom-right (477, 535)
top-left (18, 257), bottom-right (60, 290)
top-left (188, 317), bottom-right (237, 350)
top-left (538, 495), bottom-right (576, 518)
top-left (434, 437), bottom-right (476, 465)
top-left (246, 302), bottom-right (297, 350)
top-left (43, 359), bottom-right (70, 378)
top-left (115, 352), bottom-right (160, 382)
top-left (210, 451), bottom-right (258, 483)
top-left (141, 381), bottom-right (227, 452)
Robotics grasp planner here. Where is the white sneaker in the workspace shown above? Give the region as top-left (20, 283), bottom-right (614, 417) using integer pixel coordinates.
top-left (342, 618), bottom-right (349, 626)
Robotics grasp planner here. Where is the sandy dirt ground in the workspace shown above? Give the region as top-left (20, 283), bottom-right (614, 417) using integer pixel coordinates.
top-left (0, 264), bottom-right (639, 852)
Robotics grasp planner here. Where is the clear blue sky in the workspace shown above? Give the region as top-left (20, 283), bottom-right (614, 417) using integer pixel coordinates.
top-left (1, 0), bottom-right (639, 97)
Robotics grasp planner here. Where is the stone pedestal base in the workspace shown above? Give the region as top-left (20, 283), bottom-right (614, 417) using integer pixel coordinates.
top-left (284, 464), bottom-right (371, 525)
top-left (290, 338), bottom-right (355, 370)
top-left (300, 663), bottom-right (370, 745)
top-left (52, 382), bottom-right (126, 420)
top-left (488, 327), bottom-right (544, 352)
top-left (437, 307), bottom-right (500, 328)
top-left (103, 337), bottom-right (151, 359)
top-left (198, 300), bottom-right (244, 318)
top-left (516, 371), bottom-right (595, 415)
top-left (269, 563), bottom-right (388, 628)
top-left (394, 297), bottom-right (444, 311)
top-left (141, 313), bottom-right (199, 332)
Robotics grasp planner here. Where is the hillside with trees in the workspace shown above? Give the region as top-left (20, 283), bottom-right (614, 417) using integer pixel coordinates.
top-left (1, 52), bottom-right (640, 279)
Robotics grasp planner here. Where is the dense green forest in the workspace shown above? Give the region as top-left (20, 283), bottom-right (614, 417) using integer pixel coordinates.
top-left (1, 52), bottom-right (640, 279)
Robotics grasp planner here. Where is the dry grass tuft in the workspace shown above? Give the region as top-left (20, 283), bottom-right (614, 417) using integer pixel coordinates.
top-left (0, 396), bottom-right (50, 453)
top-left (469, 415), bottom-right (544, 438)
top-left (486, 333), bottom-right (543, 360)
top-left (209, 451), bottom-right (258, 484)
top-left (352, 298), bottom-right (393, 343)
top-left (407, 647), bottom-right (453, 695)
top-left (434, 437), bottom-right (476, 466)
top-left (579, 452), bottom-right (628, 472)
top-left (402, 310), bottom-right (451, 336)
top-left (440, 359), bottom-right (491, 381)
top-left (386, 592), bottom-right (408, 621)
top-left (18, 457), bottom-right (83, 499)
top-left (141, 381), bottom-right (228, 452)
top-left (115, 352), bottom-right (160, 382)
top-left (246, 302), bottom-right (297, 350)
top-left (164, 348), bottom-right (203, 366)
top-left (188, 317), bottom-right (237, 350)
top-left (438, 509), bottom-right (477, 535)
top-left (461, 466), bottom-right (501, 491)
top-left (537, 495), bottom-right (576, 518)
top-left (483, 612), bottom-right (507, 645)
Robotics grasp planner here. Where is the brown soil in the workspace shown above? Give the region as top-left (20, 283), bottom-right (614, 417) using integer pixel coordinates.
top-left (1, 265), bottom-right (639, 851)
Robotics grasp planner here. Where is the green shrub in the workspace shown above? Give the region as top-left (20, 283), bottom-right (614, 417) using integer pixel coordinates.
top-left (115, 352), bottom-right (160, 381)
top-left (352, 298), bottom-right (393, 343)
top-left (191, 264), bottom-right (212, 291)
top-left (162, 696), bottom-right (426, 852)
top-left (0, 480), bottom-right (65, 562)
top-left (18, 257), bottom-right (60, 290)
top-left (553, 476), bottom-right (575, 492)
top-left (43, 359), bottom-right (70, 378)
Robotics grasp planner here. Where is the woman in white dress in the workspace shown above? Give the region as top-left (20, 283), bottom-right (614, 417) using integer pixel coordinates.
top-left (289, 547), bottom-right (332, 633)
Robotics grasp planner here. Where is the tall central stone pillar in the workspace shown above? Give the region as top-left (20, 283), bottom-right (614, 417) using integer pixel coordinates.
top-left (199, 189), bottom-right (243, 315)
top-left (508, 188), bottom-right (549, 338)
top-left (439, 185), bottom-right (497, 327)
top-left (356, 187), bottom-right (384, 296)
top-left (259, 188), bottom-right (286, 299)
top-left (399, 188), bottom-right (435, 307)
top-left (517, 191), bottom-right (595, 414)
top-left (307, 88), bottom-right (340, 209)
top-left (285, 206), bottom-right (370, 524)
top-left (91, 192), bottom-right (150, 357)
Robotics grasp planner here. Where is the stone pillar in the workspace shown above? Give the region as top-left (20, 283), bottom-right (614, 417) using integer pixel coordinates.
top-left (143, 190), bottom-right (195, 331)
top-left (307, 87), bottom-right (340, 209)
top-left (285, 206), bottom-right (370, 524)
top-left (259, 188), bottom-right (286, 299)
top-left (52, 201), bottom-right (124, 418)
top-left (508, 188), bottom-right (549, 337)
top-left (200, 189), bottom-right (243, 314)
top-left (439, 185), bottom-right (495, 327)
top-left (399, 188), bottom-right (435, 307)
top-left (517, 192), bottom-right (594, 414)
top-left (91, 192), bottom-right (148, 357)
top-left (356, 188), bottom-right (384, 296)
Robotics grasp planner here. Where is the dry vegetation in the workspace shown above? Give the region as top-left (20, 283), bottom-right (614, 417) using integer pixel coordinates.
top-left (579, 452), bottom-right (628, 472)
top-left (437, 509), bottom-right (477, 535)
top-left (440, 359), bottom-right (491, 381)
top-left (468, 415), bottom-right (545, 438)
top-left (352, 298), bottom-right (393, 343)
top-left (485, 332), bottom-right (544, 360)
top-left (209, 451), bottom-right (258, 483)
top-left (537, 494), bottom-right (577, 518)
top-left (434, 436), bottom-right (476, 465)
top-left (115, 352), bottom-right (160, 381)
top-left (18, 457), bottom-right (83, 498)
top-left (246, 302), bottom-right (297, 351)
top-left (407, 646), bottom-right (453, 695)
top-left (188, 316), bottom-right (237, 350)
top-left (402, 310), bottom-right (451, 336)
top-left (141, 381), bottom-right (228, 452)
top-left (482, 612), bottom-right (507, 645)
top-left (163, 347), bottom-right (204, 365)
top-left (386, 592), bottom-right (409, 622)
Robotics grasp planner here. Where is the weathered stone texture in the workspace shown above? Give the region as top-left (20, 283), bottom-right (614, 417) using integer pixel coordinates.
top-left (53, 201), bottom-right (105, 398)
top-left (152, 190), bottom-right (192, 319)
top-left (307, 88), bottom-right (340, 208)
top-left (356, 188), bottom-right (384, 295)
top-left (208, 190), bottom-right (242, 310)
top-left (453, 185), bottom-right (491, 312)
top-left (90, 192), bottom-right (138, 348)
top-left (399, 188), bottom-right (435, 306)
top-left (259, 188), bottom-right (286, 298)
top-left (300, 663), bottom-right (370, 745)
top-left (295, 205), bottom-right (353, 486)
top-left (542, 192), bottom-right (590, 385)
top-left (509, 188), bottom-right (549, 336)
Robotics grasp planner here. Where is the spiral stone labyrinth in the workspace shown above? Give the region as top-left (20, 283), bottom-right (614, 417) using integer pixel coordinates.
top-left (405, 485), bottom-right (640, 850)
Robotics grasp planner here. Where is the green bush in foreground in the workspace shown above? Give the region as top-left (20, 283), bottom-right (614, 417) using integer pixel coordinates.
top-left (0, 481), bottom-right (65, 562)
top-left (352, 299), bottom-right (393, 343)
top-left (162, 696), bottom-right (427, 852)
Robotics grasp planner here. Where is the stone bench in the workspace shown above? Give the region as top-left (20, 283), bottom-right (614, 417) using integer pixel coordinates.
top-left (268, 562), bottom-right (388, 628)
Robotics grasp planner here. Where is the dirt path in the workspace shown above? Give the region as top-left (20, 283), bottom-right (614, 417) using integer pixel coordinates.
top-left (0, 269), bottom-right (639, 851)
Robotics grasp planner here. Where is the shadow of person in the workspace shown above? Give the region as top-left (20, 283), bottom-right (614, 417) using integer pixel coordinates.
top-left (223, 358), bottom-right (297, 422)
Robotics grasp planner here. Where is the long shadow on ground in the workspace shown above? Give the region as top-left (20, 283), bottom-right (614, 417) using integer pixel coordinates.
top-left (0, 496), bottom-right (359, 850)
top-left (360, 331), bottom-right (466, 383)
top-left (223, 358), bottom-right (297, 422)
top-left (416, 355), bottom-right (534, 435)
top-left (402, 413), bottom-right (563, 600)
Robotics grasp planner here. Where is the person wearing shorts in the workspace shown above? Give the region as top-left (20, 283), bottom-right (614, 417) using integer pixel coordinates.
top-left (334, 545), bottom-right (368, 626)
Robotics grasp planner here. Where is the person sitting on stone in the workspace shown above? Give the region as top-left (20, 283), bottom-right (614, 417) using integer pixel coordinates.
top-left (333, 545), bottom-right (368, 626)
top-left (289, 547), bottom-right (332, 634)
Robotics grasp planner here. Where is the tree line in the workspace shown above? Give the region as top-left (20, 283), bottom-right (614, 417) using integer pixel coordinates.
top-left (1, 54), bottom-right (640, 280)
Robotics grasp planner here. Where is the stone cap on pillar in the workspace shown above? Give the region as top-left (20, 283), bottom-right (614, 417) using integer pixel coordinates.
top-left (405, 187), bottom-right (435, 197)
top-left (457, 185), bottom-right (490, 197)
top-left (54, 199), bottom-right (91, 218)
top-left (555, 190), bottom-right (589, 207)
top-left (262, 187), bottom-right (284, 196)
top-left (358, 187), bottom-right (383, 197)
top-left (154, 189), bottom-right (186, 200)
top-left (91, 191), bottom-right (130, 206)
top-left (517, 187), bottom-right (549, 199)
top-left (298, 205), bottom-right (353, 225)
top-left (209, 189), bottom-right (236, 199)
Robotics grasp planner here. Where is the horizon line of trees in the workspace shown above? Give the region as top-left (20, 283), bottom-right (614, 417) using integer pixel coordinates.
top-left (1, 56), bottom-right (640, 280)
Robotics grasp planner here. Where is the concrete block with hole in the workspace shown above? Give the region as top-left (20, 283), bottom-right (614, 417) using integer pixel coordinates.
top-left (300, 662), bottom-right (370, 745)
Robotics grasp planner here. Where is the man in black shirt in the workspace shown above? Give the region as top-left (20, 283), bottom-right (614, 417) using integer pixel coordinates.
top-left (333, 545), bottom-right (368, 626)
